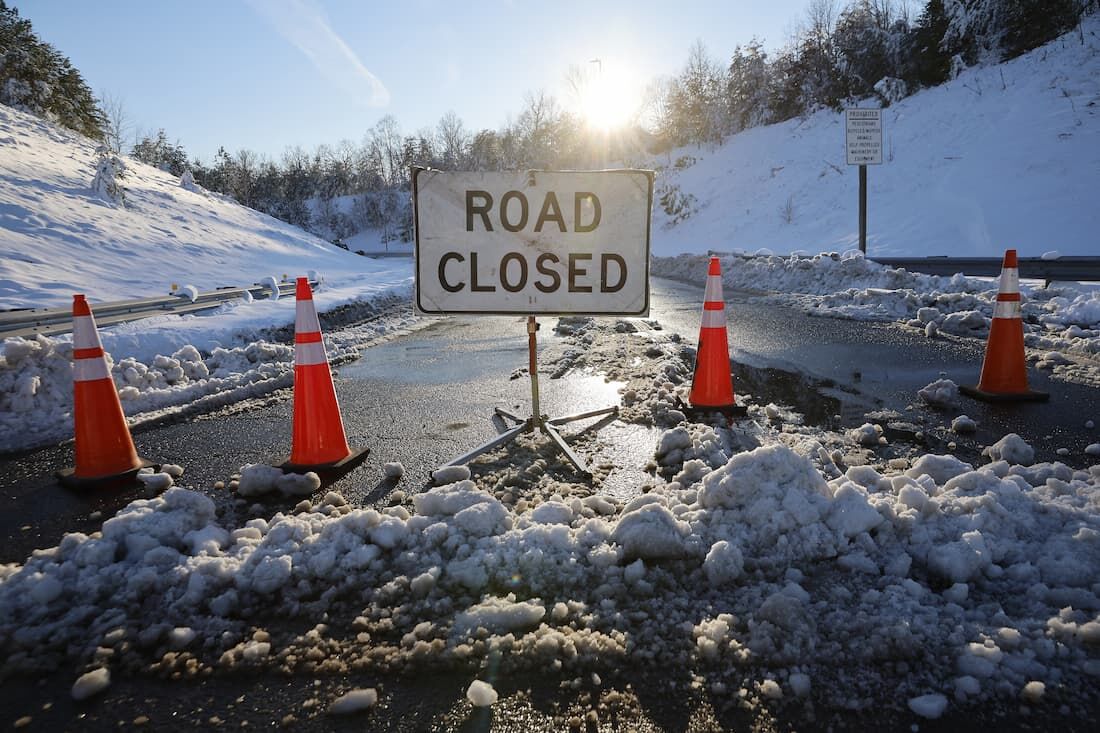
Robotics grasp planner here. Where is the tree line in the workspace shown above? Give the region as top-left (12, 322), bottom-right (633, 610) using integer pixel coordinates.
top-left (2, 0), bottom-right (1094, 244)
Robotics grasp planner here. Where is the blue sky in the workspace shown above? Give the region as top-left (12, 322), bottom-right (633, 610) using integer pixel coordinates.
top-left (17, 0), bottom-right (810, 162)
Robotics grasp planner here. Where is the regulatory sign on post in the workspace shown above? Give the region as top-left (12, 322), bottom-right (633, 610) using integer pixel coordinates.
top-left (413, 169), bottom-right (653, 316)
top-left (846, 108), bottom-right (883, 165)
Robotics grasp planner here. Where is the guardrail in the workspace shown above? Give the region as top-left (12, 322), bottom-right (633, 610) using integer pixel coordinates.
top-left (703, 251), bottom-right (1100, 282)
top-left (868, 256), bottom-right (1100, 282)
top-left (0, 280), bottom-right (313, 340)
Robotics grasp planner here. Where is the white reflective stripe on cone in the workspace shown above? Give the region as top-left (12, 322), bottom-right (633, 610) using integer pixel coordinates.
top-left (700, 309), bottom-right (726, 329)
top-left (998, 267), bottom-right (1020, 295)
top-left (703, 276), bottom-right (723, 304)
top-left (993, 300), bottom-right (1022, 319)
top-left (73, 357), bottom-right (110, 382)
top-left (72, 315), bottom-right (101, 349)
top-left (295, 301), bottom-right (321, 335)
top-left (295, 341), bottom-right (328, 366)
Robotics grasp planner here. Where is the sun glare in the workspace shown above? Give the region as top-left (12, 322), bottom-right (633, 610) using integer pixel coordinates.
top-left (581, 64), bottom-right (638, 131)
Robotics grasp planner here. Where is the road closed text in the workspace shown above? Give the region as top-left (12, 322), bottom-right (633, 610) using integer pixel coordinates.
top-left (436, 251), bottom-right (627, 294)
top-left (414, 170), bottom-right (653, 316)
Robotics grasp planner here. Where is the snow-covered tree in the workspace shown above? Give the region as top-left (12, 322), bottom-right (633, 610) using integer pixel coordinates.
top-left (91, 144), bottom-right (125, 206)
top-left (131, 129), bottom-right (189, 176)
top-left (726, 40), bottom-right (772, 131)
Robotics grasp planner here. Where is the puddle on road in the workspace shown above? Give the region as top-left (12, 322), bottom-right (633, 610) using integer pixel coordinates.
top-left (593, 422), bottom-right (665, 500)
top-left (340, 335), bottom-right (527, 385)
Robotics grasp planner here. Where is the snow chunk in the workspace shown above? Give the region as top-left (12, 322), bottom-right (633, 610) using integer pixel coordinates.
top-left (454, 597), bottom-right (546, 636)
top-left (432, 465), bottom-right (471, 485)
top-left (611, 502), bottom-right (692, 560)
top-left (826, 482), bottom-right (883, 537)
top-left (906, 454), bottom-right (973, 485)
top-left (137, 472), bottom-right (174, 491)
top-left (236, 464), bottom-right (321, 497)
top-left (789, 672), bottom-right (811, 697)
top-left (328, 688), bottom-right (378, 715)
top-left (848, 422), bottom-right (883, 447)
top-left (530, 501), bottom-right (574, 525)
top-left (71, 668), bottom-right (111, 700)
top-left (951, 415), bottom-right (977, 433)
top-left (759, 679), bottom-right (782, 699)
top-left (1021, 681), bottom-right (1045, 703)
top-left (919, 378), bottom-right (959, 407)
top-left (699, 444), bottom-right (830, 510)
top-left (30, 574), bottom-right (63, 604)
top-left (703, 540), bottom-right (744, 585)
top-left (383, 462), bottom-right (405, 479)
top-left (169, 627), bottom-right (196, 649)
top-left (983, 433), bottom-right (1034, 465)
top-left (907, 693), bottom-right (947, 719)
top-left (259, 275), bottom-right (280, 301)
top-left (466, 680), bottom-right (498, 707)
top-left (927, 531), bottom-right (990, 583)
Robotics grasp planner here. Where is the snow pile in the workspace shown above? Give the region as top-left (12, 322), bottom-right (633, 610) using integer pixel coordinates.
top-left (653, 252), bottom-right (1100, 382)
top-left (0, 298), bottom-right (417, 453)
top-left (2, 422), bottom-right (1097, 722)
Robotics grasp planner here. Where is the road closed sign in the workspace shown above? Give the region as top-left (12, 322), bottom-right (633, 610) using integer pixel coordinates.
top-left (846, 108), bottom-right (883, 165)
top-left (413, 169), bottom-right (653, 316)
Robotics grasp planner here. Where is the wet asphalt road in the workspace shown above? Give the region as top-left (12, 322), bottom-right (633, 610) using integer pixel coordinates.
top-left (1, 277), bottom-right (1098, 731)
top-left (2, 277), bottom-right (1098, 562)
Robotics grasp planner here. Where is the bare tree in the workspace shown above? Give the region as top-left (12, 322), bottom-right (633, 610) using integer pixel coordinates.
top-left (99, 90), bottom-right (130, 154)
top-left (436, 110), bottom-right (469, 170)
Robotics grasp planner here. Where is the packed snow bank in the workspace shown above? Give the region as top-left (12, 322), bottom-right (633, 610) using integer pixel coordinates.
top-left (652, 252), bottom-right (1100, 383)
top-left (0, 291), bottom-right (418, 453)
top-left (647, 13), bottom-right (1100, 258)
top-left (2, 438), bottom-right (1098, 718)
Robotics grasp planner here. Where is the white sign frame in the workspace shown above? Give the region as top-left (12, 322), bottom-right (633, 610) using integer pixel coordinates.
top-left (846, 108), bottom-right (883, 165)
top-left (413, 169), bottom-right (653, 316)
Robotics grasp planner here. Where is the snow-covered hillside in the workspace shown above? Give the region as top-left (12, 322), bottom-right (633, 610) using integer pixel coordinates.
top-left (650, 13), bottom-right (1100, 258)
top-left (0, 104), bottom-right (408, 310)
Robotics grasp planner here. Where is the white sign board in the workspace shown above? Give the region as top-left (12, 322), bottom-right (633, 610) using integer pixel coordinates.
top-left (846, 108), bottom-right (883, 165)
top-left (413, 169), bottom-right (653, 316)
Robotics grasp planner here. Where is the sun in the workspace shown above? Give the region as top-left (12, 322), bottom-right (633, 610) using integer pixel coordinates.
top-left (580, 63), bottom-right (638, 131)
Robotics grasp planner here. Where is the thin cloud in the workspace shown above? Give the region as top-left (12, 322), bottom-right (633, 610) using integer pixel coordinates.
top-left (246, 0), bottom-right (390, 108)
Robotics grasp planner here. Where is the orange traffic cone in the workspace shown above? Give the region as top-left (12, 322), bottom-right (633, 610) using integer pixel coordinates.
top-left (282, 277), bottom-right (370, 472)
top-left (58, 295), bottom-right (154, 487)
top-left (686, 257), bottom-right (746, 419)
top-left (960, 249), bottom-right (1048, 402)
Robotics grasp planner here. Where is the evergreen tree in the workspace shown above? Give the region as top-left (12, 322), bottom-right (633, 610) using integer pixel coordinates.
top-left (905, 0), bottom-right (954, 87)
top-left (726, 40), bottom-right (772, 132)
top-left (999, 0), bottom-right (1081, 59)
top-left (0, 1), bottom-right (104, 138)
top-left (131, 129), bottom-right (189, 175)
top-left (833, 1), bottom-right (894, 99)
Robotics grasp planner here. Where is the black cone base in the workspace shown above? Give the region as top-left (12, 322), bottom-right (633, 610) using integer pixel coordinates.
top-left (959, 385), bottom-right (1049, 403)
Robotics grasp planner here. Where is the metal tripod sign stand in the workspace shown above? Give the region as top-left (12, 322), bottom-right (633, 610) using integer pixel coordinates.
top-left (439, 316), bottom-right (618, 477)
